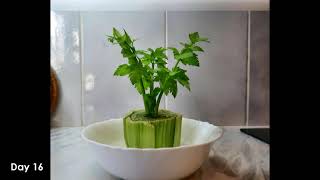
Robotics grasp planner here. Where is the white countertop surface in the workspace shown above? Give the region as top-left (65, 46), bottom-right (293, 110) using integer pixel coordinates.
top-left (51, 127), bottom-right (269, 180)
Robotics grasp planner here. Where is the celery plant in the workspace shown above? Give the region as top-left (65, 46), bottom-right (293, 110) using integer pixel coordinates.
top-left (107, 28), bottom-right (209, 148)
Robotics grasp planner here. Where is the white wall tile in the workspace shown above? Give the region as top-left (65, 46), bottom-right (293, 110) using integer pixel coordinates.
top-left (51, 11), bottom-right (82, 127)
top-left (166, 11), bottom-right (248, 126)
top-left (82, 12), bottom-right (165, 125)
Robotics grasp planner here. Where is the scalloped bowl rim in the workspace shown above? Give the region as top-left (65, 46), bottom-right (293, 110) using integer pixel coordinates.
top-left (81, 118), bottom-right (224, 152)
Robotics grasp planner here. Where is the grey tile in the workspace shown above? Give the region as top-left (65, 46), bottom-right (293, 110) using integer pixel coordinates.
top-left (82, 12), bottom-right (165, 125)
top-left (50, 11), bottom-right (82, 127)
top-left (249, 11), bottom-right (270, 126)
top-left (167, 11), bottom-right (248, 126)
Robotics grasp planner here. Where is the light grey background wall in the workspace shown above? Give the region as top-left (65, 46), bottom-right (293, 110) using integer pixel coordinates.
top-left (50, 11), bottom-right (269, 127)
top-left (51, 11), bottom-right (81, 127)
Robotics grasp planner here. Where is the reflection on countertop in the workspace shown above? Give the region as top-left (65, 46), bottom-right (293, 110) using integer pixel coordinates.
top-left (51, 127), bottom-right (269, 180)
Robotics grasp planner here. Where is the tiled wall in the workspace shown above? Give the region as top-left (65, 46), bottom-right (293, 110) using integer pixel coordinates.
top-left (249, 11), bottom-right (270, 126)
top-left (50, 11), bottom-right (269, 127)
top-left (51, 11), bottom-right (82, 127)
top-left (167, 12), bottom-right (248, 126)
top-left (82, 12), bottom-right (166, 125)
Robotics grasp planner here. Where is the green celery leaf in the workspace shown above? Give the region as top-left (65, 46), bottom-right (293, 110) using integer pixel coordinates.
top-left (189, 32), bottom-right (200, 43)
top-left (168, 47), bottom-right (179, 56)
top-left (147, 48), bottom-right (154, 54)
top-left (155, 47), bottom-right (166, 53)
top-left (199, 37), bottom-right (210, 43)
top-left (142, 77), bottom-right (151, 90)
top-left (128, 57), bottom-right (138, 65)
top-left (175, 52), bottom-right (194, 60)
top-left (134, 82), bottom-right (144, 94)
top-left (141, 57), bottom-right (151, 65)
top-left (121, 48), bottom-right (134, 58)
top-left (152, 87), bottom-right (161, 97)
top-left (145, 66), bottom-right (156, 74)
top-left (154, 47), bottom-right (167, 59)
top-left (192, 46), bottom-right (204, 52)
top-left (156, 63), bottom-right (166, 69)
top-left (136, 50), bottom-right (148, 55)
top-left (170, 80), bottom-right (178, 98)
top-left (177, 78), bottom-right (190, 91)
top-left (129, 68), bottom-right (143, 84)
top-left (169, 70), bottom-right (179, 77)
top-left (155, 58), bottom-right (167, 65)
top-left (123, 30), bottom-right (132, 45)
top-left (181, 56), bottom-right (199, 66)
top-left (114, 64), bottom-right (131, 76)
top-left (179, 42), bottom-right (191, 48)
top-left (157, 68), bottom-right (169, 90)
top-left (113, 28), bottom-right (121, 37)
top-left (155, 52), bottom-right (167, 59)
top-left (174, 67), bottom-right (190, 91)
top-left (106, 35), bottom-right (115, 43)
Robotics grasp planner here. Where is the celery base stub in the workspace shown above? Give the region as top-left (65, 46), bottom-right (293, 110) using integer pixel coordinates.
top-left (123, 109), bottom-right (182, 148)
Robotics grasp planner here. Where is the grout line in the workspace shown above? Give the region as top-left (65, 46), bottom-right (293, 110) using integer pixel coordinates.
top-left (245, 11), bottom-right (251, 126)
top-left (79, 12), bottom-right (85, 126)
top-left (164, 10), bottom-right (168, 110)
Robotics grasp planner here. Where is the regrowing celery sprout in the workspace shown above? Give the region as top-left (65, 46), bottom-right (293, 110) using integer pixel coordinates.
top-left (107, 28), bottom-right (209, 148)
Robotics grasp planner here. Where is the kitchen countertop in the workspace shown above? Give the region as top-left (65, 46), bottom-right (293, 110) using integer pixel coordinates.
top-left (51, 127), bottom-right (269, 180)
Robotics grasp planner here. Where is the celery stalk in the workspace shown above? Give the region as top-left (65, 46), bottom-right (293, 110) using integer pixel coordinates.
top-left (173, 116), bottom-right (182, 147)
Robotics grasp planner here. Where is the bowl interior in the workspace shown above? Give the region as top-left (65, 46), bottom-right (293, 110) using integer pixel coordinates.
top-left (83, 118), bottom-right (222, 149)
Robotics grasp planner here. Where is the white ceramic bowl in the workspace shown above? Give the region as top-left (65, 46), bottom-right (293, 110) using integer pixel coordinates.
top-left (82, 118), bottom-right (223, 180)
